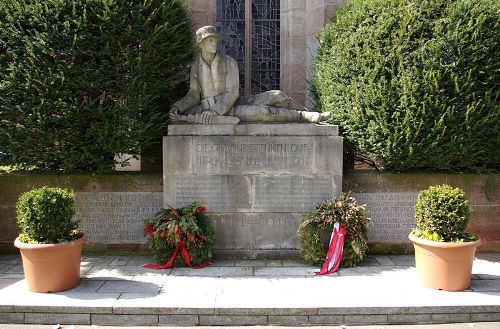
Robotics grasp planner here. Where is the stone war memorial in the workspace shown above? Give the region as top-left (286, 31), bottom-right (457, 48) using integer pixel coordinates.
top-left (0, 1), bottom-right (498, 257)
top-left (164, 25), bottom-right (342, 258)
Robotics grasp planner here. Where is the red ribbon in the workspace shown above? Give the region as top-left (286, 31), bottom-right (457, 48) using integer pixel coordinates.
top-left (143, 241), bottom-right (211, 270)
top-left (315, 223), bottom-right (346, 275)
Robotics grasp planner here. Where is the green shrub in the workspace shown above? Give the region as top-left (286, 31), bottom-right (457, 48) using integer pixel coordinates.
top-left (0, 0), bottom-right (193, 171)
top-left (298, 193), bottom-right (369, 267)
top-left (313, 0), bottom-right (500, 171)
top-left (16, 187), bottom-right (81, 243)
top-left (413, 184), bottom-right (475, 242)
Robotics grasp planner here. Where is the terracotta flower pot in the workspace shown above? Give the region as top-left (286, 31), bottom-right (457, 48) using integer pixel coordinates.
top-left (14, 235), bottom-right (87, 293)
top-left (409, 233), bottom-right (481, 291)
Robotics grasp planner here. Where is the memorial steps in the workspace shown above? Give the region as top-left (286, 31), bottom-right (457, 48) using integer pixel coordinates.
top-left (1, 253), bottom-right (499, 326)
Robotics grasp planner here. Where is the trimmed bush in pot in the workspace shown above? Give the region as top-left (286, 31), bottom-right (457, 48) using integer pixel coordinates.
top-left (409, 184), bottom-right (481, 291)
top-left (14, 187), bottom-right (86, 292)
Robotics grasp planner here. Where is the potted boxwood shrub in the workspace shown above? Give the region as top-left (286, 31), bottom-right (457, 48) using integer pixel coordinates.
top-left (14, 186), bottom-right (86, 292)
top-left (409, 184), bottom-right (481, 291)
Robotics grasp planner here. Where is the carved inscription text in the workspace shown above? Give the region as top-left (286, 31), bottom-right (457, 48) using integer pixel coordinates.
top-left (355, 192), bottom-right (418, 242)
top-left (74, 192), bottom-right (163, 243)
top-left (193, 137), bottom-right (312, 171)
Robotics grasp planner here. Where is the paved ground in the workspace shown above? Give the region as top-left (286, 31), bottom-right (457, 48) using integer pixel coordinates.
top-left (2, 323), bottom-right (500, 329)
top-left (0, 253), bottom-right (499, 326)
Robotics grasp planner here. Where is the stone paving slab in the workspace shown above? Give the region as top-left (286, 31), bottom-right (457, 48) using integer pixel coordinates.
top-left (158, 314), bottom-right (199, 325)
top-left (211, 259), bottom-right (236, 267)
top-left (0, 312), bottom-right (24, 324)
top-left (337, 265), bottom-right (416, 277)
top-left (0, 255), bottom-right (21, 265)
top-left (124, 256), bottom-right (155, 266)
top-left (81, 256), bottom-right (118, 266)
top-left (83, 265), bottom-right (169, 280)
top-left (0, 273), bottom-right (24, 279)
top-left (109, 256), bottom-right (131, 266)
top-left (388, 255), bottom-right (415, 266)
top-left (24, 313), bottom-right (90, 325)
top-left (65, 280), bottom-right (105, 293)
top-left (170, 266), bottom-right (253, 277)
top-left (281, 260), bottom-right (310, 267)
top-left (472, 313), bottom-right (500, 321)
top-left (199, 314), bottom-right (268, 326)
top-left (12, 292), bottom-right (120, 313)
top-left (91, 314), bottom-right (158, 326)
top-left (0, 253), bottom-right (499, 326)
top-left (130, 275), bottom-right (169, 284)
top-left (0, 264), bottom-right (15, 274)
top-left (97, 280), bottom-right (162, 293)
top-left (113, 293), bottom-right (217, 314)
top-left (234, 259), bottom-right (266, 267)
top-left (253, 266), bottom-right (317, 276)
top-left (0, 278), bottom-right (20, 289)
top-left (471, 280), bottom-right (500, 292)
top-left (0, 279), bottom-right (27, 308)
top-left (473, 259), bottom-right (500, 280)
top-left (374, 255), bottom-right (396, 266)
top-left (4, 265), bottom-right (23, 274)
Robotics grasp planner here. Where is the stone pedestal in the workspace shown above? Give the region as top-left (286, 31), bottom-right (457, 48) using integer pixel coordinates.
top-left (163, 123), bottom-right (343, 259)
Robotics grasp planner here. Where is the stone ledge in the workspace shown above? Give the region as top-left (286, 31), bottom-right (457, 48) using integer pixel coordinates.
top-left (168, 123), bottom-right (339, 136)
top-left (213, 307), bottom-right (317, 316)
top-left (158, 314), bottom-right (199, 326)
top-left (91, 314), bottom-right (158, 326)
top-left (199, 314), bottom-right (268, 326)
top-left (2, 309), bottom-right (499, 326)
top-left (268, 315), bottom-right (309, 325)
top-left (0, 312), bottom-right (24, 324)
top-left (168, 123), bottom-right (237, 136)
top-left (24, 312), bottom-right (90, 325)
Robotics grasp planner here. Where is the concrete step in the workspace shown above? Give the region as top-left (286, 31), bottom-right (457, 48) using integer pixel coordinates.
top-left (1, 254), bottom-right (499, 326)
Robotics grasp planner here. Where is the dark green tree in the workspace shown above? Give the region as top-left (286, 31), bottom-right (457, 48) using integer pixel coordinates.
top-left (0, 0), bottom-right (193, 171)
top-left (313, 0), bottom-right (499, 171)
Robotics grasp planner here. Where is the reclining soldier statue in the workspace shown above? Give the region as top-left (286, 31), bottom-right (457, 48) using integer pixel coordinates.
top-left (170, 26), bottom-right (331, 125)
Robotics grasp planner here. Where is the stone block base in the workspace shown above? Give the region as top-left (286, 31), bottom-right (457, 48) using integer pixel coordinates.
top-left (163, 123), bottom-right (343, 257)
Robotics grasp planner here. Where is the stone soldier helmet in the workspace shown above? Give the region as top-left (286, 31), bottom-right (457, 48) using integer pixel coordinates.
top-left (195, 25), bottom-right (219, 47)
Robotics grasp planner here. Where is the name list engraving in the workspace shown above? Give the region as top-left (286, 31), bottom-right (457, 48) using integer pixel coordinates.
top-left (354, 192), bottom-right (418, 242)
top-left (173, 176), bottom-right (250, 211)
top-left (74, 192), bottom-right (163, 243)
top-left (254, 177), bottom-right (334, 212)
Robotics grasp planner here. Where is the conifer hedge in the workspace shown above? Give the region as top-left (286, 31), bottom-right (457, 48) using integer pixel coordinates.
top-left (313, 0), bottom-right (499, 171)
top-left (0, 0), bottom-right (193, 171)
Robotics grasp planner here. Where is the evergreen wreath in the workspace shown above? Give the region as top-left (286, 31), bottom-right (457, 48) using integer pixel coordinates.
top-left (143, 202), bottom-right (215, 267)
top-left (298, 193), bottom-right (369, 267)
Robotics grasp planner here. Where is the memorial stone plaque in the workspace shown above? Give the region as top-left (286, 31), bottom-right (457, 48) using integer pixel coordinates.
top-left (74, 192), bottom-right (163, 244)
top-left (354, 192), bottom-right (418, 242)
top-left (164, 123), bottom-right (343, 257)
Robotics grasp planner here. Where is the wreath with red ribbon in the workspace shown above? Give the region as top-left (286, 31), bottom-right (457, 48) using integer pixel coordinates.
top-left (142, 202), bottom-right (215, 269)
top-left (297, 192), bottom-right (369, 268)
